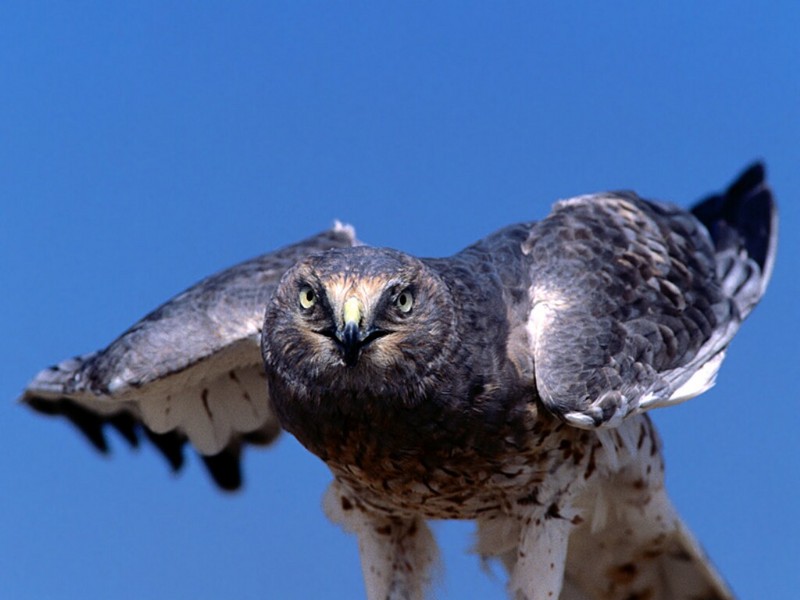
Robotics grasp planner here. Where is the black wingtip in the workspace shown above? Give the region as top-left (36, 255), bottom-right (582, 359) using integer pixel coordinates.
top-left (26, 396), bottom-right (111, 454)
top-left (143, 428), bottom-right (186, 472)
top-left (725, 161), bottom-right (765, 200)
top-left (24, 395), bottom-right (192, 477)
top-left (108, 412), bottom-right (141, 448)
top-left (23, 396), bottom-right (249, 492)
top-left (691, 161), bottom-right (775, 273)
top-left (201, 449), bottom-right (243, 492)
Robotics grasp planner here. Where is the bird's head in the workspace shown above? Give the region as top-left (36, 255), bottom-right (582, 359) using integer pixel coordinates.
top-left (262, 246), bottom-right (457, 404)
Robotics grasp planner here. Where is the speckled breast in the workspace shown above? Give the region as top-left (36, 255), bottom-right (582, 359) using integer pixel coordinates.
top-left (320, 409), bottom-right (607, 521)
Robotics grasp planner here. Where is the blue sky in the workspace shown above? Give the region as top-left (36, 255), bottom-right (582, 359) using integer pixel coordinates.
top-left (1, 3), bottom-right (798, 599)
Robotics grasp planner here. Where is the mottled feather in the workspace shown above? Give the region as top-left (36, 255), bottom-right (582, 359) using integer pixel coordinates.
top-left (525, 165), bottom-right (775, 428)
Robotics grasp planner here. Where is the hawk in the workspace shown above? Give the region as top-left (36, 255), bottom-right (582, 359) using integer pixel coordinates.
top-left (21, 163), bottom-right (776, 600)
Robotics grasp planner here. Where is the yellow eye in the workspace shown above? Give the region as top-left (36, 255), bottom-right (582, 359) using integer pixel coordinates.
top-left (299, 286), bottom-right (316, 309)
top-left (394, 289), bottom-right (414, 313)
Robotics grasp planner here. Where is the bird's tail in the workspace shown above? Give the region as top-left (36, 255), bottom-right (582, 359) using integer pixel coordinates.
top-left (691, 162), bottom-right (778, 318)
top-left (564, 482), bottom-right (734, 600)
top-left (563, 515), bottom-right (733, 600)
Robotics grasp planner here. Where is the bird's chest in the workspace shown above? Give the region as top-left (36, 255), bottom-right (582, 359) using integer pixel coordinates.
top-left (293, 397), bottom-right (603, 520)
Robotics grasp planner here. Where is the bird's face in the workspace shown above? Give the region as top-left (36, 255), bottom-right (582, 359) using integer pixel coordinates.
top-left (263, 247), bottom-right (456, 403)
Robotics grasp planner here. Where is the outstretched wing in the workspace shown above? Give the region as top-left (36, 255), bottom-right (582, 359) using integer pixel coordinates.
top-left (21, 223), bottom-right (359, 489)
top-left (524, 163), bottom-right (776, 428)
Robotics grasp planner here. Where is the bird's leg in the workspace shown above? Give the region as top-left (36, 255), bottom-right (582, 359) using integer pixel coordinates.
top-left (507, 510), bottom-right (573, 600)
top-left (358, 515), bottom-right (437, 600)
top-left (324, 483), bottom-right (439, 600)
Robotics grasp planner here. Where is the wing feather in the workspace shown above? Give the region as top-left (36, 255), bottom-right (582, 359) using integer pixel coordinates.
top-left (523, 163), bottom-right (776, 428)
top-left (21, 224), bottom-right (358, 487)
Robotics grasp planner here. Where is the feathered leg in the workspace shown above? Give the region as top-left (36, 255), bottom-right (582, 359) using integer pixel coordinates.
top-left (510, 513), bottom-right (572, 600)
top-left (475, 509), bottom-right (574, 600)
top-left (324, 482), bottom-right (439, 600)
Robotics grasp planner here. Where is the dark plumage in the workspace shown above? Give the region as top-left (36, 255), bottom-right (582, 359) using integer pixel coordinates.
top-left (20, 164), bottom-right (776, 599)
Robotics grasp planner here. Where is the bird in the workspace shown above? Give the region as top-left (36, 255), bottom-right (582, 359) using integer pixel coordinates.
top-left (21, 163), bottom-right (777, 600)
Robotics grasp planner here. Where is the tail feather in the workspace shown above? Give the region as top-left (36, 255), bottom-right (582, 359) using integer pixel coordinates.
top-left (565, 464), bottom-right (734, 600)
top-left (665, 519), bottom-right (734, 600)
top-left (564, 511), bottom-right (735, 600)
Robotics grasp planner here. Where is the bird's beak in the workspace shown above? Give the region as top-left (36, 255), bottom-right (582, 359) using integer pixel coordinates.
top-left (339, 297), bottom-right (362, 367)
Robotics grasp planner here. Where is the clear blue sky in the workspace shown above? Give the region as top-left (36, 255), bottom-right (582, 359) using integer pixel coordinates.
top-left (2, 3), bottom-right (798, 599)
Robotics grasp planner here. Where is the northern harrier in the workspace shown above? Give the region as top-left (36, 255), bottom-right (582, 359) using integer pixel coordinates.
top-left (22, 163), bottom-right (776, 599)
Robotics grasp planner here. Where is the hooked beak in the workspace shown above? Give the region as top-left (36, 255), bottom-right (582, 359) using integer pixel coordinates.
top-left (340, 321), bottom-right (361, 367)
top-left (335, 297), bottom-right (389, 367)
top-left (338, 297), bottom-right (363, 367)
